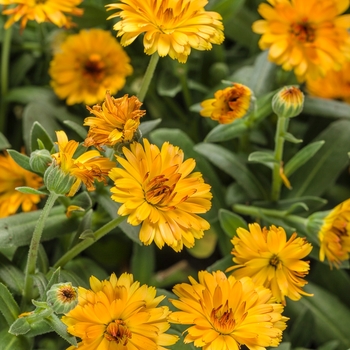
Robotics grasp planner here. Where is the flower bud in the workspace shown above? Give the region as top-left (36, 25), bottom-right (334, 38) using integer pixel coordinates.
top-left (272, 86), bottom-right (304, 118)
top-left (29, 149), bottom-right (52, 174)
top-left (47, 282), bottom-right (78, 314)
top-left (43, 161), bottom-right (76, 195)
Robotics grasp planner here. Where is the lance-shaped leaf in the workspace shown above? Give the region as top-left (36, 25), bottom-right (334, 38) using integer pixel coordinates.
top-left (30, 121), bottom-right (54, 153)
top-left (0, 282), bottom-right (20, 325)
top-left (219, 209), bottom-right (248, 238)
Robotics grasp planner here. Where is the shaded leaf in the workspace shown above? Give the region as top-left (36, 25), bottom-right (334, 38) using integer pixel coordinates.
top-left (219, 209), bottom-right (247, 238)
top-left (0, 282), bottom-right (20, 325)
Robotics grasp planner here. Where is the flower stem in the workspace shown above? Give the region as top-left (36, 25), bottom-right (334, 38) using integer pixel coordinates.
top-left (22, 192), bottom-right (59, 309)
top-left (0, 26), bottom-right (13, 133)
top-left (271, 116), bottom-right (289, 201)
top-left (53, 215), bottom-right (127, 269)
top-left (137, 53), bottom-right (159, 102)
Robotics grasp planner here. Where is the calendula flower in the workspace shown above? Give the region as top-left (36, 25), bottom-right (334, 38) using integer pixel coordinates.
top-left (83, 91), bottom-right (145, 150)
top-left (200, 83), bottom-right (252, 124)
top-left (306, 62), bottom-right (350, 103)
top-left (0, 0), bottom-right (83, 30)
top-left (49, 29), bottom-right (133, 106)
top-left (272, 86), bottom-right (304, 118)
top-left (170, 270), bottom-right (288, 350)
top-left (50, 131), bottom-right (115, 196)
top-left (227, 223), bottom-right (313, 305)
top-left (62, 273), bottom-right (178, 350)
top-left (0, 151), bottom-right (43, 218)
top-left (109, 139), bottom-right (212, 252)
top-left (106, 0), bottom-right (224, 63)
top-left (252, 0), bottom-right (350, 81)
top-left (318, 199), bottom-right (350, 268)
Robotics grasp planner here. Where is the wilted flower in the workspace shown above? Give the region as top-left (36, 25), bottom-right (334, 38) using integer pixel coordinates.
top-left (227, 223), bottom-right (313, 305)
top-left (109, 139), bottom-right (212, 252)
top-left (252, 0), bottom-right (350, 81)
top-left (272, 86), bottom-right (304, 118)
top-left (200, 83), bottom-right (252, 124)
top-left (49, 29), bottom-right (133, 106)
top-left (106, 0), bottom-right (224, 63)
top-left (0, 151), bottom-right (43, 218)
top-left (83, 92), bottom-right (145, 150)
top-left (0, 0), bottom-right (83, 30)
top-left (62, 273), bottom-right (178, 350)
top-left (170, 270), bottom-right (288, 350)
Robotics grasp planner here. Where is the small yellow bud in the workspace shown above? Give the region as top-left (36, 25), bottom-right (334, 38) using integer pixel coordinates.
top-left (272, 86), bottom-right (304, 118)
top-left (47, 283), bottom-right (78, 314)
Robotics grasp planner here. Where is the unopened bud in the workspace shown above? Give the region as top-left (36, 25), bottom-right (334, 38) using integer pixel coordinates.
top-left (47, 283), bottom-right (78, 314)
top-left (43, 161), bottom-right (76, 195)
top-left (272, 86), bottom-right (304, 118)
top-left (29, 149), bottom-right (52, 174)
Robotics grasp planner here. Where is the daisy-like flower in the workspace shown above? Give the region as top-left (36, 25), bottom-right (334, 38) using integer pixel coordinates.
top-left (106, 0), bottom-right (224, 63)
top-left (227, 223), bottom-right (313, 305)
top-left (49, 29), bottom-right (133, 106)
top-left (252, 0), bottom-right (350, 81)
top-left (0, 0), bottom-right (83, 30)
top-left (317, 198), bottom-right (350, 268)
top-left (109, 139), bottom-right (212, 252)
top-left (62, 273), bottom-right (178, 350)
top-left (0, 151), bottom-right (43, 218)
top-left (50, 130), bottom-right (115, 196)
top-left (83, 91), bottom-right (146, 151)
top-left (170, 270), bottom-right (288, 350)
top-left (200, 83), bottom-right (252, 124)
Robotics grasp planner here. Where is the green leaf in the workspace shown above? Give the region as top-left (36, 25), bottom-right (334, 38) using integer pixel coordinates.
top-left (0, 329), bottom-right (31, 350)
top-left (273, 343), bottom-right (291, 350)
top-left (303, 96), bottom-right (350, 119)
top-left (30, 122), bottom-right (54, 153)
top-left (44, 314), bottom-right (77, 346)
top-left (284, 141), bottom-right (325, 177)
top-left (131, 244), bottom-right (155, 285)
top-left (63, 120), bottom-right (88, 140)
top-left (318, 340), bottom-right (340, 350)
top-left (289, 308), bottom-right (315, 348)
top-left (5, 86), bottom-right (54, 104)
top-left (207, 255), bottom-right (233, 273)
top-left (15, 187), bottom-right (47, 196)
top-left (204, 118), bottom-right (248, 143)
top-left (0, 132), bottom-right (11, 150)
top-left (157, 69), bottom-right (181, 97)
top-left (284, 132), bottom-right (303, 143)
top-left (248, 150), bottom-right (276, 167)
top-left (73, 4), bottom-right (108, 28)
top-left (7, 149), bottom-right (32, 172)
top-left (219, 209), bottom-right (247, 238)
top-left (0, 255), bottom-right (25, 295)
top-left (0, 282), bottom-right (20, 325)
top-left (139, 119), bottom-right (162, 137)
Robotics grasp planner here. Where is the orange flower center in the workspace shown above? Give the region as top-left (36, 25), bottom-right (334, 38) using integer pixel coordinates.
top-left (290, 22), bottom-right (315, 43)
top-left (57, 286), bottom-right (77, 303)
top-left (210, 302), bottom-right (238, 334)
top-left (84, 54), bottom-right (106, 81)
top-left (104, 320), bottom-right (132, 345)
top-left (269, 254), bottom-right (282, 268)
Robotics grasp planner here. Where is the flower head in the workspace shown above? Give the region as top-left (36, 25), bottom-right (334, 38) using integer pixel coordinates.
top-left (0, 0), bottom-right (83, 30)
top-left (227, 223), bottom-right (313, 305)
top-left (317, 199), bottom-right (350, 268)
top-left (50, 131), bottom-right (115, 196)
top-left (62, 273), bottom-right (178, 350)
top-left (200, 83), bottom-right (252, 124)
top-left (106, 0), bottom-right (224, 63)
top-left (0, 151), bottom-right (43, 218)
top-left (170, 270), bottom-right (288, 350)
top-left (109, 139), bottom-right (212, 252)
top-left (47, 282), bottom-right (78, 314)
top-left (272, 86), bottom-right (304, 118)
top-left (83, 92), bottom-right (146, 151)
top-left (49, 29), bottom-right (133, 106)
top-left (252, 0), bottom-right (350, 81)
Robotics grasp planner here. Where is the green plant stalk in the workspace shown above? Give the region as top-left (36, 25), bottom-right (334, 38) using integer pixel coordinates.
top-left (22, 192), bottom-right (59, 309)
top-left (53, 215), bottom-right (127, 269)
top-left (177, 65), bottom-right (192, 108)
top-left (0, 26), bottom-right (13, 133)
top-left (137, 53), bottom-right (160, 103)
top-left (271, 116), bottom-right (289, 201)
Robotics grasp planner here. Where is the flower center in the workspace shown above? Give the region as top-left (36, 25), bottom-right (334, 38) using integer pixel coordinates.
top-left (84, 54), bottom-right (105, 81)
top-left (269, 254), bottom-right (282, 268)
top-left (104, 320), bottom-right (132, 345)
top-left (290, 22), bottom-right (315, 43)
top-left (210, 302), bottom-right (237, 334)
top-left (57, 286), bottom-right (77, 303)
top-left (35, 0), bottom-right (47, 3)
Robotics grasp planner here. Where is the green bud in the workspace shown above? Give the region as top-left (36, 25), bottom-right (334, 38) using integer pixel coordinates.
top-left (46, 283), bottom-right (78, 314)
top-left (306, 210), bottom-right (330, 238)
top-left (29, 149), bottom-right (52, 174)
top-left (272, 86), bottom-right (304, 118)
top-left (43, 161), bottom-right (76, 195)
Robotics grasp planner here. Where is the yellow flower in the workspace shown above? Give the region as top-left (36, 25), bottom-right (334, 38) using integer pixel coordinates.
top-left (0, 0), bottom-right (83, 30)
top-left (51, 131), bottom-right (115, 196)
top-left (170, 270), bottom-right (288, 350)
top-left (200, 83), bottom-right (252, 124)
top-left (306, 62), bottom-right (350, 103)
top-left (83, 91), bottom-right (146, 150)
top-left (106, 0), bottom-right (224, 63)
top-left (62, 273), bottom-right (178, 350)
top-left (318, 199), bottom-right (350, 269)
top-left (0, 151), bottom-right (43, 218)
top-left (49, 29), bottom-right (133, 106)
top-left (252, 0), bottom-right (350, 81)
top-left (227, 223), bottom-right (313, 305)
top-left (109, 139), bottom-right (212, 252)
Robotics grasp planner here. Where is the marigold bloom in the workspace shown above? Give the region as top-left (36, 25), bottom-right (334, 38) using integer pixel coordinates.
top-left (84, 92), bottom-right (146, 150)
top-left (106, 0), bottom-right (224, 63)
top-left (51, 131), bottom-right (115, 196)
top-left (252, 0), bottom-right (350, 81)
top-left (170, 270), bottom-right (288, 350)
top-left (0, 152), bottom-right (43, 218)
top-left (49, 29), bottom-right (133, 106)
top-left (109, 139), bottom-right (212, 252)
top-left (318, 199), bottom-right (350, 268)
top-left (200, 83), bottom-right (252, 124)
top-left (227, 223), bottom-right (313, 305)
top-left (62, 273), bottom-right (178, 350)
top-left (0, 0), bottom-right (83, 30)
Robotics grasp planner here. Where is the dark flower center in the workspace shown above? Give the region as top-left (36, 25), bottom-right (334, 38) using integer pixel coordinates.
top-left (105, 320), bottom-right (132, 345)
top-left (291, 22), bottom-right (315, 43)
top-left (269, 254), bottom-right (282, 268)
top-left (84, 54), bottom-right (105, 81)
